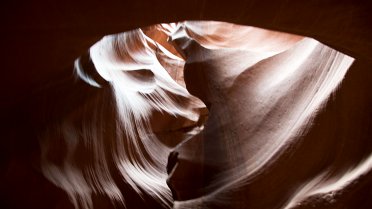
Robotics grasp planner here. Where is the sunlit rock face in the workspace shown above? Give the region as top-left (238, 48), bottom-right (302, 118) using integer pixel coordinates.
top-left (7, 20), bottom-right (372, 209)
top-left (168, 22), bottom-right (361, 209)
top-left (41, 24), bottom-right (207, 209)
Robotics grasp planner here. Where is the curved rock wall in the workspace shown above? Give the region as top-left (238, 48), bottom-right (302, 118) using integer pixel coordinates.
top-left (2, 2), bottom-right (372, 208)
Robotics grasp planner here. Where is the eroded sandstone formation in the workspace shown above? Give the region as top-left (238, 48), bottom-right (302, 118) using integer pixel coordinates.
top-left (2, 2), bottom-right (372, 209)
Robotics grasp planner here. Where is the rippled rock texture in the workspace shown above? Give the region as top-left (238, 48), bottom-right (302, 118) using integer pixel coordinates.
top-left (2, 2), bottom-right (372, 209)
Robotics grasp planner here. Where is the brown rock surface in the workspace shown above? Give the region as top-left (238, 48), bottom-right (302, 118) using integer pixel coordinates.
top-left (1, 1), bottom-right (372, 209)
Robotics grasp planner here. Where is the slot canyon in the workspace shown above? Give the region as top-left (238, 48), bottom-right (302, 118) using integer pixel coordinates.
top-left (1, 1), bottom-right (372, 209)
